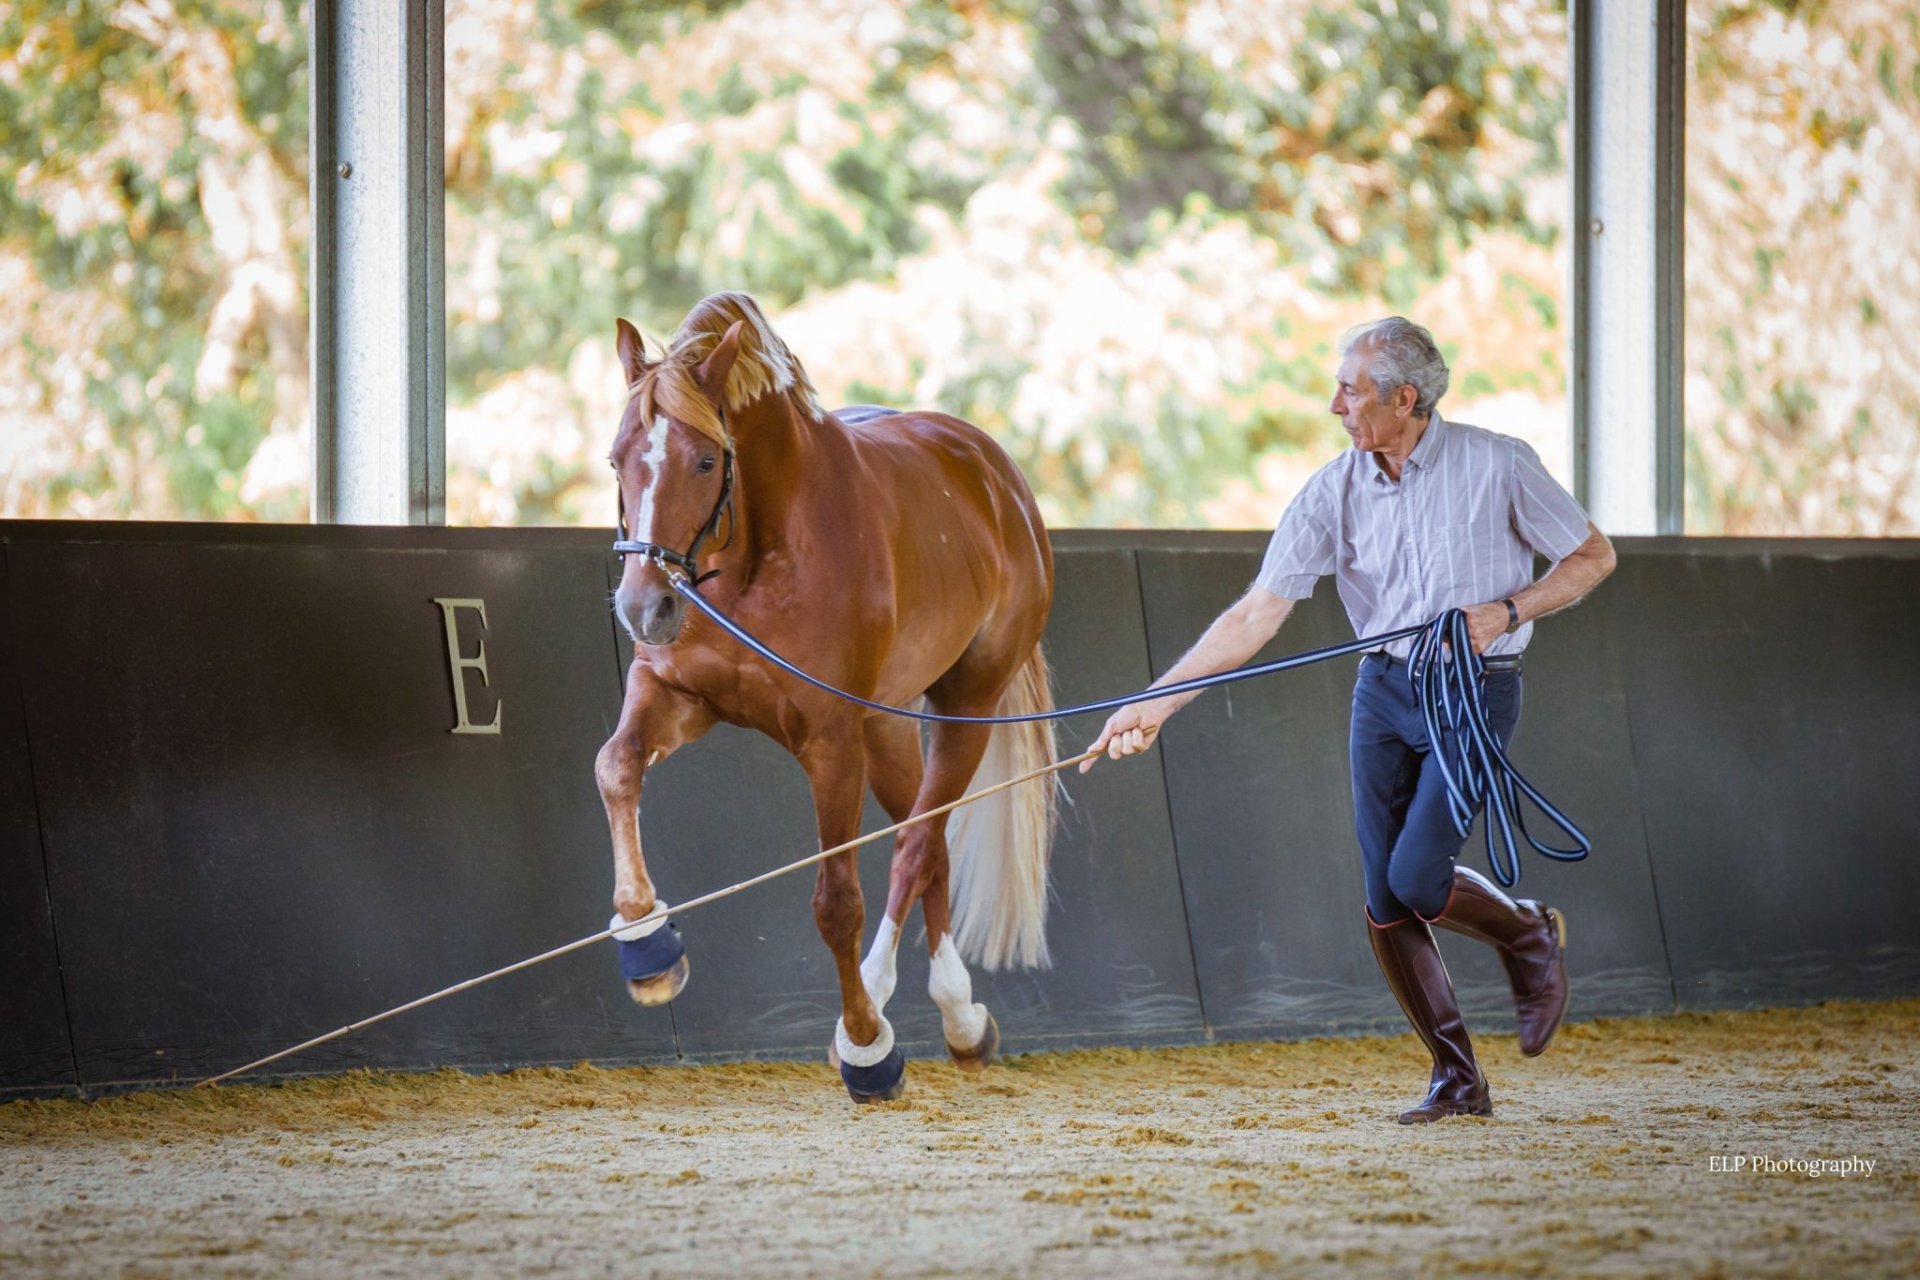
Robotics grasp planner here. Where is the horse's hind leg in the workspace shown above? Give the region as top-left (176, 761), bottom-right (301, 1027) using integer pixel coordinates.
top-left (905, 718), bottom-right (1002, 1072)
top-left (847, 716), bottom-right (924, 1047)
top-left (802, 729), bottom-right (902, 1103)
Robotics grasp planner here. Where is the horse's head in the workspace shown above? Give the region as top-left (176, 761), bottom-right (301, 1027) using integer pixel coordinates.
top-left (609, 316), bottom-right (744, 647)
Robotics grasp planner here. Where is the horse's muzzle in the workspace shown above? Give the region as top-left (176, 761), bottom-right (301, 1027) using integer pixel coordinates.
top-left (617, 584), bottom-right (687, 647)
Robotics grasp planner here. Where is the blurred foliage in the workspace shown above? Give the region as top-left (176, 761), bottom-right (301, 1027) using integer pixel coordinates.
top-left (19, 0), bottom-right (1903, 535)
top-left (1026, 0), bottom-right (1566, 295)
top-left (1683, 0), bottom-right (1920, 534)
top-left (1, 0), bottom-right (308, 519)
top-left (436, 0), bottom-right (1574, 527)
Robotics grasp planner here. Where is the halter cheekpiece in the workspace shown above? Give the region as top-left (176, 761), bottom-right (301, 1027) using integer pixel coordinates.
top-left (611, 414), bottom-right (736, 586)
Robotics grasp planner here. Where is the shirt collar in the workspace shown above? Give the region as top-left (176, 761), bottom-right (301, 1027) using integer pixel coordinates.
top-left (1407, 411), bottom-right (1447, 470)
top-left (1365, 411), bottom-right (1446, 485)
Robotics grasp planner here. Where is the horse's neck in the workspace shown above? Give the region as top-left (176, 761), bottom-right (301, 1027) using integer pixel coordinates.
top-left (726, 396), bottom-right (834, 576)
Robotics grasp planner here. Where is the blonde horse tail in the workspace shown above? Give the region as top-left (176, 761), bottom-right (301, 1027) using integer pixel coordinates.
top-left (947, 643), bottom-right (1058, 970)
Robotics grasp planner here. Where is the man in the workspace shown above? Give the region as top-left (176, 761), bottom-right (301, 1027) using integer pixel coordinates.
top-left (1084, 317), bottom-right (1617, 1123)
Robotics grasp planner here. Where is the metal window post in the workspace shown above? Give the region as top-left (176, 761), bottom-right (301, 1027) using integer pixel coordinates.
top-left (310, 0), bottom-right (446, 525)
top-left (1571, 0), bottom-right (1686, 535)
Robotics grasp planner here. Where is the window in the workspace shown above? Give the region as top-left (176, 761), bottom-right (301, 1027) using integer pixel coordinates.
top-left (1685, 0), bottom-right (1920, 535)
top-left (441, 0), bottom-right (1571, 529)
top-left (0, 2), bottom-right (311, 521)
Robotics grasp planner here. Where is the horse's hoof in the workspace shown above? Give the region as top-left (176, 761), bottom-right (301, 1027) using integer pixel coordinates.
top-left (946, 1010), bottom-right (1000, 1074)
top-left (619, 923), bottom-right (689, 1006)
top-left (841, 1046), bottom-right (907, 1104)
top-left (625, 953), bottom-right (689, 1006)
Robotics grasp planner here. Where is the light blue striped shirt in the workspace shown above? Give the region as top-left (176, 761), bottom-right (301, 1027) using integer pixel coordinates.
top-left (1254, 414), bottom-right (1593, 657)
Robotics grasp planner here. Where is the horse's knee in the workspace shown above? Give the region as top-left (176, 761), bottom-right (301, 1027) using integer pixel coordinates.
top-left (594, 736), bottom-right (641, 801)
top-left (887, 827), bottom-right (939, 896)
top-left (812, 861), bottom-right (864, 945)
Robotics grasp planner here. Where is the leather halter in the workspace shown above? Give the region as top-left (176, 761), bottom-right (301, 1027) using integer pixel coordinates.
top-left (611, 433), bottom-right (736, 586)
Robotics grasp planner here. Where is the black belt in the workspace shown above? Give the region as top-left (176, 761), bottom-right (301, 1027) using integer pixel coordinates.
top-left (1364, 651), bottom-right (1523, 675)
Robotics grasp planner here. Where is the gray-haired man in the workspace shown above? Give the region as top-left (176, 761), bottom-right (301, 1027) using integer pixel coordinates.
top-left (1085, 317), bottom-right (1617, 1123)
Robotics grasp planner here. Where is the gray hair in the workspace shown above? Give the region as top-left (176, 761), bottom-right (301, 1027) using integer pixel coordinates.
top-left (1340, 316), bottom-right (1450, 417)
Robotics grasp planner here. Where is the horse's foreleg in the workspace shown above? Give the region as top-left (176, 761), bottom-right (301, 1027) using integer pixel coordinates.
top-left (595, 665), bottom-right (712, 1005)
top-left (805, 733), bottom-right (902, 1103)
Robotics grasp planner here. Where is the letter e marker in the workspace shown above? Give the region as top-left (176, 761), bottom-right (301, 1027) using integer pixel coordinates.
top-left (432, 597), bottom-right (503, 735)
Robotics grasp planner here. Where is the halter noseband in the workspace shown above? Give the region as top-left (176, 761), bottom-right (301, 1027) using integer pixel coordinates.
top-left (612, 440), bottom-right (736, 587)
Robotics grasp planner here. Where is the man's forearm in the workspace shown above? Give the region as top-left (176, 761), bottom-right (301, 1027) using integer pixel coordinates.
top-left (1512, 527), bottom-right (1616, 626)
top-left (1149, 591), bottom-right (1296, 713)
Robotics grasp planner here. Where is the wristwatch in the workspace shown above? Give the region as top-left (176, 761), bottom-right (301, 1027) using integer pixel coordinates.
top-left (1501, 598), bottom-right (1521, 633)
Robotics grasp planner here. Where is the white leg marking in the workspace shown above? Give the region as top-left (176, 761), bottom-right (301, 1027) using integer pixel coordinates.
top-left (860, 916), bottom-right (900, 1014)
top-left (612, 798), bottom-right (650, 915)
top-left (632, 416), bottom-right (670, 540)
top-left (834, 1015), bottom-right (895, 1068)
top-left (928, 935), bottom-right (988, 1048)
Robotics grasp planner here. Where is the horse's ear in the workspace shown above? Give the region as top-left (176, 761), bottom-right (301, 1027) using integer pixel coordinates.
top-left (615, 318), bottom-right (652, 386)
top-left (693, 320), bottom-right (746, 401)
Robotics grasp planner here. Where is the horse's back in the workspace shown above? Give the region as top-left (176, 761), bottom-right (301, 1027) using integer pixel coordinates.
top-left (826, 404), bottom-right (1052, 620)
top-left (830, 405), bottom-right (1036, 512)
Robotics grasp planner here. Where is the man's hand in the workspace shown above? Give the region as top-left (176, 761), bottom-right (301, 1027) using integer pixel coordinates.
top-left (1465, 601), bottom-right (1510, 654)
top-left (1080, 697), bottom-right (1178, 772)
top-left (1461, 524), bottom-right (1615, 655)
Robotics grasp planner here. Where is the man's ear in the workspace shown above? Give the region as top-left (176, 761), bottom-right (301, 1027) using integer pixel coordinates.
top-left (616, 318), bottom-right (652, 386)
top-left (694, 320), bottom-right (746, 401)
top-left (1394, 382), bottom-right (1421, 418)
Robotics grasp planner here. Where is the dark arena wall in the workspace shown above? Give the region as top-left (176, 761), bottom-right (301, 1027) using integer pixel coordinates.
top-left (1, 522), bottom-right (1916, 1098)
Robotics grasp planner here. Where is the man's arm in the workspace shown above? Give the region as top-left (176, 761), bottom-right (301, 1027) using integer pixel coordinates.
top-left (1464, 523), bottom-right (1617, 653)
top-left (1080, 586), bottom-right (1297, 772)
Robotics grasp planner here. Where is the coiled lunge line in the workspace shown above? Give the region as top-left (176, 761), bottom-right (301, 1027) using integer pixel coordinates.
top-left (670, 574), bottom-right (1589, 887)
top-left (1406, 609), bottom-right (1591, 888)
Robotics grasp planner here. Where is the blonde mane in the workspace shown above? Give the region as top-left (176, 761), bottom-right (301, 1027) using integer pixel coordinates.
top-left (630, 292), bottom-right (823, 447)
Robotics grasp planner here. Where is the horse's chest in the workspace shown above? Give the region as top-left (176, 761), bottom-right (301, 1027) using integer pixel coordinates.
top-left (651, 651), bottom-right (800, 744)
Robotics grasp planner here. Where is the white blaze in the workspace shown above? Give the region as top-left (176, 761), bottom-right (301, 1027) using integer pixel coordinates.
top-left (632, 416), bottom-right (670, 542)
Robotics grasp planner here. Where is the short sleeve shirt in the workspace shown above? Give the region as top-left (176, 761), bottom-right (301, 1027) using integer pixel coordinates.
top-left (1253, 414), bottom-right (1593, 657)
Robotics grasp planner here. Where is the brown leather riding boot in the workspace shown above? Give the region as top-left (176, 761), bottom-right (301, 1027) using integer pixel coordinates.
top-left (1367, 911), bottom-right (1491, 1123)
top-left (1425, 866), bottom-right (1569, 1057)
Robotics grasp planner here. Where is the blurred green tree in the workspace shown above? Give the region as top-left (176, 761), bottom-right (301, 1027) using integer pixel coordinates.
top-left (0, 0), bottom-right (309, 519)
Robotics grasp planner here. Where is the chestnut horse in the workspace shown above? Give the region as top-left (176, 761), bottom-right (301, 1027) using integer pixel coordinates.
top-left (597, 291), bottom-right (1057, 1102)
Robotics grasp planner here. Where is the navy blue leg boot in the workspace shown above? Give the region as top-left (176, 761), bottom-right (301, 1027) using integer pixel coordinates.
top-left (613, 914), bottom-right (689, 1006)
top-left (835, 1018), bottom-right (906, 1104)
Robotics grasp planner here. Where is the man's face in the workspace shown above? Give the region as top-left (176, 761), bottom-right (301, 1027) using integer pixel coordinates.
top-left (1329, 349), bottom-right (1402, 453)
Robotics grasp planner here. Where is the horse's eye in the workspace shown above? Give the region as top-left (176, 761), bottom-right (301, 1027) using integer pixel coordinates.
top-left (696, 456), bottom-right (717, 473)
